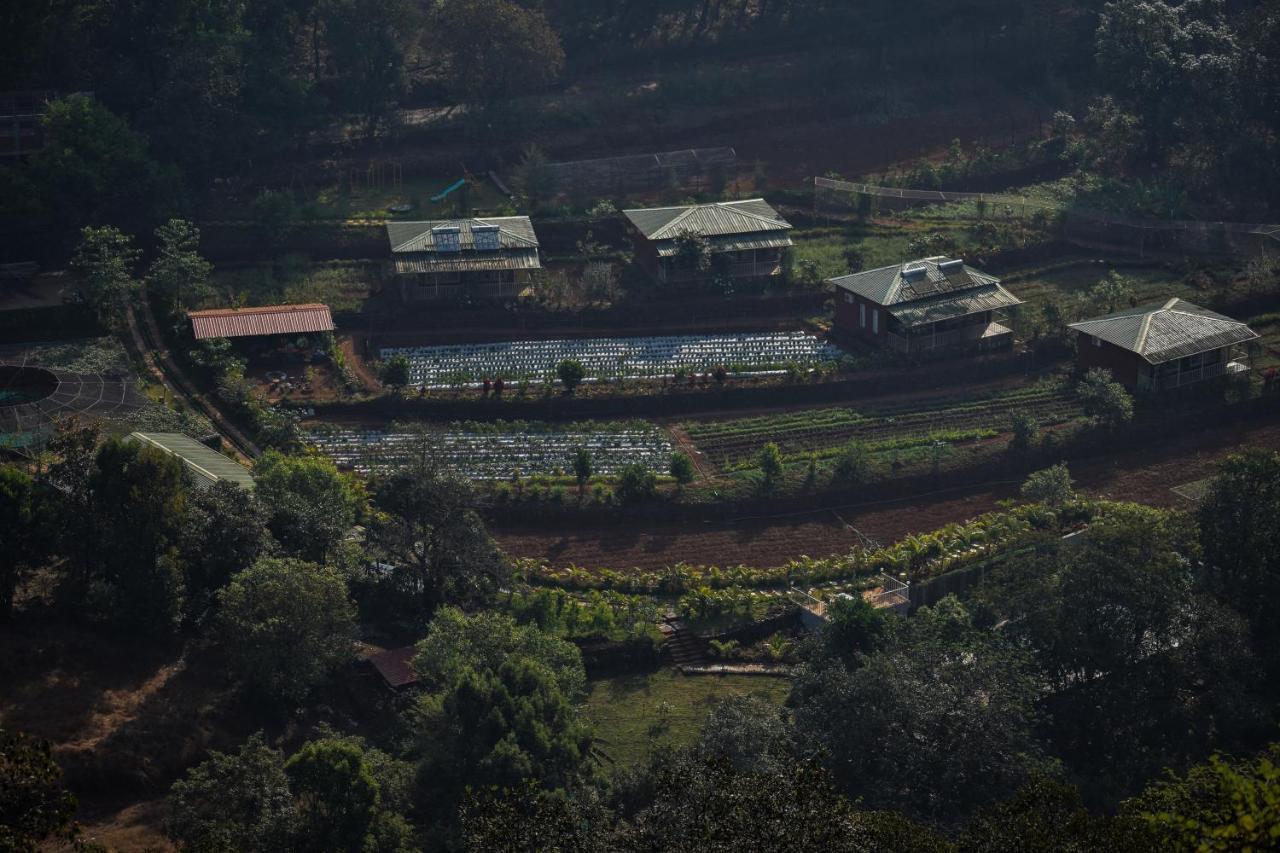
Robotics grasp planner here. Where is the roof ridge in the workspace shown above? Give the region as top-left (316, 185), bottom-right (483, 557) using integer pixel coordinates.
top-left (190, 304), bottom-right (330, 317)
top-left (652, 205), bottom-right (703, 239)
top-left (474, 217), bottom-right (538, 247)
top-left (1134, 311), bottom-right (1155, 353)
top-left (713, 201), bottom-right (789, 229)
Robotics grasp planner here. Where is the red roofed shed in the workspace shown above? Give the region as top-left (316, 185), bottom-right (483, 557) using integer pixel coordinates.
top-left (189, 304), bottom-right (335, 340)
top-left (366, 646), bottom-right (419, 690)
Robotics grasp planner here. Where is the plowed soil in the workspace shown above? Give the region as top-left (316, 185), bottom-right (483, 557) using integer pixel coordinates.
top-left (495, 415), bottom-right (1280, 570)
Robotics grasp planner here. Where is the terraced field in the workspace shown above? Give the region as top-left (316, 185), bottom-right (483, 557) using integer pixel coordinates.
top-left (683, 379), bottom-right (1082, 466)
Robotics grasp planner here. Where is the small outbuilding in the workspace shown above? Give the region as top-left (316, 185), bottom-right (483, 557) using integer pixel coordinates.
top-left (622, 199), bottom-right (793, 285)
top-left (386, 217), bottom-right (542, 302)
top-left (365, 646), bottom-right (419, 690)
top-left (830, 257), bottom-right (1021, 355)
top-left (1068, 297), bottom-right (1258, 392)
top-left (189, 303), bottom-right (335, 341)
top-left (128, 432), bottom-right (254, 490)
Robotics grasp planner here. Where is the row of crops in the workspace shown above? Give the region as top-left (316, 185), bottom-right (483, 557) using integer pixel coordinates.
top-left (305, 424), bottom-right (673, 479)
top-left (379, 331), bottom-right (844, 387)
top-left (683, 379), bottom-right (1082, 464)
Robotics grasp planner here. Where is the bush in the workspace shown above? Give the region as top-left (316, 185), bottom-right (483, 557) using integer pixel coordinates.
top-left (556, 359), bottom-right (587, 394)
top-left (670, 452), bottom-right (696, 487)
top-left (616, 464), bottom-right (658, 504)
top-left (758, 443), bottom-right (784, 492)
top-left (833, 439), bottom-right (871, 484)
top-left (1021, 463), bottom-right (1074, 507)
top-left (1009, 412), bottom-right (1039, 454)
top-left (379, 353), bottom-right (411, 391)
top-left (1078, 368), bottom-right (1134, 429)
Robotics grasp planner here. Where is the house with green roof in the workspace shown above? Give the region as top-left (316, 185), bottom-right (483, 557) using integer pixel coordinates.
top-left (622, 199), bottom-right (793, 285)
top-left (829, 257), bottom-right (1022, 356)
top-left (385, 216), bottom-right (541, 302)
top-left (1068, 298), bottom-right (1258, 392)
top-left (128, 432), bottom-right (254, 490)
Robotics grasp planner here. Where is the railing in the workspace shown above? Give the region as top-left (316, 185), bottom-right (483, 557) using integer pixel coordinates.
top-left (660, 261), bottom-right (783, 283)
top-left (886, 322), bottom-right (1011, 354)
top-left (1152, 360), bottom-right (1248, 391)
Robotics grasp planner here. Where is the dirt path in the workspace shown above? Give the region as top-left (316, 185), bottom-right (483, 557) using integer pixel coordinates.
top-left (495, 414), bottom-right (1280, 570)
top-left (340, 334), bottom-right (382, 394)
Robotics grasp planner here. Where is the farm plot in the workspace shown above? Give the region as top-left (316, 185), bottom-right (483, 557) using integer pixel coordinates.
top-left (684, 379), bottom-right (1081, 466)
top-left (306, 423), bottom-right (673, 479)
top-left (379, 331), bottom-right (844, 388)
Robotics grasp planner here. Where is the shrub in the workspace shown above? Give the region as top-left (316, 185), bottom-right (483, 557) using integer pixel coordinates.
top-left (758, 443), bottom-right (784, 492)
top-left (670, 452), bottom-right (696, 487)
top-left (616, 464), bottom-right (658, 504)
top-left (1021, 463), bottom-right (1074, 507)
top-left (1009, 412), bottom-right (1039, 453)
top-left (1078, 368), bottom-right (1134, 428)
top-left (833, 439), bottom-right (871, 484)
top-left (556, 359), bottom-right (586, 394)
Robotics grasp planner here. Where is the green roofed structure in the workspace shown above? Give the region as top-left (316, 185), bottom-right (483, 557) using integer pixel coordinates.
top-left (128, 432), bottom-right (254, 490)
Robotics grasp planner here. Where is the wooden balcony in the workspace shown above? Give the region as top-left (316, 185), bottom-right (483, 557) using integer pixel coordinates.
top-left (1151, 360), bottom-right (1249, 391)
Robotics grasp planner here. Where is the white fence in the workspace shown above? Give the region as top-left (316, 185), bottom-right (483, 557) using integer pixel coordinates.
top-left (307, 427), bottom-right (673, 480)
top-left (380, 331), bottom-right (844, 388)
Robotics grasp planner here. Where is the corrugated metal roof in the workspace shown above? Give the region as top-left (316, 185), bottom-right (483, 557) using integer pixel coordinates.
top-left (386, 216), bottom-right (539, 253)
top-left (1068, 298), bottom-right (1260, 364)
top-left (888, 283), bottom-right (1023, 327)
top-left (393, 249), bottom-right (541, 274)
top-left (189, 304), bottom-right (335, 340)
top-left (830, 257), bottom-right (1000, 306)
top-left (128, 432), bottom-right (255, 489)
top-left (654, 232), bottom-right (794, 257)
top-left (623, 199), bottom-right (792, 241)
top-left (366, 646), bottom-right (418, 689)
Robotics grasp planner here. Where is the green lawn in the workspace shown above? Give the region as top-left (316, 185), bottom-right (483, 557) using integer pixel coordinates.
top-left (207, 258), bottom-right (380, 313)
top-left (583, 669), bottom-right (790, 770)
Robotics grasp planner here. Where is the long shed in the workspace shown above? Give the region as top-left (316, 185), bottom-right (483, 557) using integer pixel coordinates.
top-left (128, 432), bottom-right (254, 489)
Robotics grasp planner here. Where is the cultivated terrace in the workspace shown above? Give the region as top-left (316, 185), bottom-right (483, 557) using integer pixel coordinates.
top-left (3, 1), bottom-right (1280, 850)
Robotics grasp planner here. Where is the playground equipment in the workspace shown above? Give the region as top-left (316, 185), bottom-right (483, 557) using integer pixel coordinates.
top-left (431, 178), bottom-right (467, 203)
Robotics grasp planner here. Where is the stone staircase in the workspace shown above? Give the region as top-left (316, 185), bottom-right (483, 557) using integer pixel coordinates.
top-left (662, 616), bottom-right (707, 667)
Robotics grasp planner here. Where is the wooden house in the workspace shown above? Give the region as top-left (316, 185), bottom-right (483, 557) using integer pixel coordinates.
top-left (1068, 298), bottom-right (1258, 392)
top-left (622, 199), bottom-right (793, 285)
top-left (830, 257), bottom-right (1021, 355)
top-left (386, 217), bottom-right (541, 302)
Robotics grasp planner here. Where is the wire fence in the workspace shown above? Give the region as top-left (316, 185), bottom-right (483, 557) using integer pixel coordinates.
top-left (517, 147), bottom-right (737, 200)
top-left (813, 176), bottom-right (1280, 258)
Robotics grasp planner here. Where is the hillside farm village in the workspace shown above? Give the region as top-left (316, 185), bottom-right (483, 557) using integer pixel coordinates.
top-left (6, 3), bottom-right (1280, 850)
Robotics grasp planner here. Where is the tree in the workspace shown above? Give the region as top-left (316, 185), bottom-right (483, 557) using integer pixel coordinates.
top-left (573, 447), bottom-right (593, 496)
top-left (0, 466), bottom-right (50, 620)
top-left (148, 218), bottom-right (212, 314)
top-left (1125, 745), bottom-right (1280, 851)
top-left (757, 442), bottom-right (784, 493)
top-left (0, 728), bottom-right (80, 851)
top-left (70, 225), bottom-right (141, 330)
top-left (88, 437), bottom-right (190, 635)
top-left (1009, 412), bottom-right (1039, 454)
top-left (832, 439), bottom-right (871, 485)
top-left (669, 452), bottom-right (696, 489)
top-left (556, 359), bottom-right (587, 394)
top-left (415, 658), bottom-right (595, 824)
top-left (615, 463), bottom-right (657, 504)
top-left (22, 95), bottom-right (175, 248)
top-left (252, 451), bottom-right (364, 561)
top-left (956, 777), bottom-right (1136, 853)
top-left (250, 189), bottom-right (298, 257)
top-left (215, 558), bottom-right (357, 704)
top-left (431, 0), bottom-right (565, 106)
top-left (1197, 449), bottom-right (1280, 649)
top-left (413, 606), bottom-right (586, 701)
top-left (379, 353), bottom-right (411, 393)
top-left (672, 231), bottom-right (713, 276)
top-left (166, 733), bottom-right (298, 852)
top-left (1077, 368), bottom-right (1133, 428)
top-left (1020, 463), bottom-right (1074, 507)
top-left (694, 695), bottom-right (796, 777)
top-left (323, 0), bottom-right (414, 136)
top-left (285, 739), bottom-right (381, 852)
top-left (369, 452), bottom-right (508, 616)
top-left (791, 598), bottom-right (1053, 825)
top-left (179, 480), bottom-right (272, 622)
top-left (818, 594), bottom-right (890, 667)
top-left (1087, 271), bottom-right (1134, 314)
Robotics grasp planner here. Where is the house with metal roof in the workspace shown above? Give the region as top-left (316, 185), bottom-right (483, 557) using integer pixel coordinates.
top-left (386, 217), bottom-right (541, 302)
top-left (188, 304), bottom-right (335, 340)
top-left (622, 199), bottom-right (793, 285)
top-left (127, 432), bottom-right (255, 490)
top-left (1068, 298), bottom-right (1258, 392)
top-left (829, 257), bottom-right (1022, 356)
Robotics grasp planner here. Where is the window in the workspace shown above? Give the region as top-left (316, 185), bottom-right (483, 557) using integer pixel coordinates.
top-left (844, 292), bottom-right (853, 304)
top-left (872, 309), bottom-right (879, 334)
top-left (1092, 336), bottom-right (1102, 347)
top-left (859, 303), bottom-right (866, 327)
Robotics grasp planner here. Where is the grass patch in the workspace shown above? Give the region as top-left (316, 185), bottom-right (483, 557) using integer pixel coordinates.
top-left (583, 669), bottom-right (789, 770)
top-left (207, 257), bottom-right (380, 313)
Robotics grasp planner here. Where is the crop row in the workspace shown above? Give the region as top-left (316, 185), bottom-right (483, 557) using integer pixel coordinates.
top-left (306, 427), bottom-right (672, 480)
top-left (515, 500), bottom-right (1104, 593)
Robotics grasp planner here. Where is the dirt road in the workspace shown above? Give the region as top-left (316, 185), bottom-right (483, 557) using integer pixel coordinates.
top-left (494, 415), bottom-right (1280, 570)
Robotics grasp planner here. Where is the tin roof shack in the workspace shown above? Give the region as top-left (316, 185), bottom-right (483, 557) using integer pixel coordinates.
top-left (1068, 298), bottom-right (1258, 392)
top-left (128, 432), bottom-right (254, 490)
top-left (622, 199), bottom-right (793, 286)
top-left (189, 304), bottom-right (335, 340)
top-left (386, 217), bottom-right (541, 303)
top-left (830, 257), bottom-right (1022, 356)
